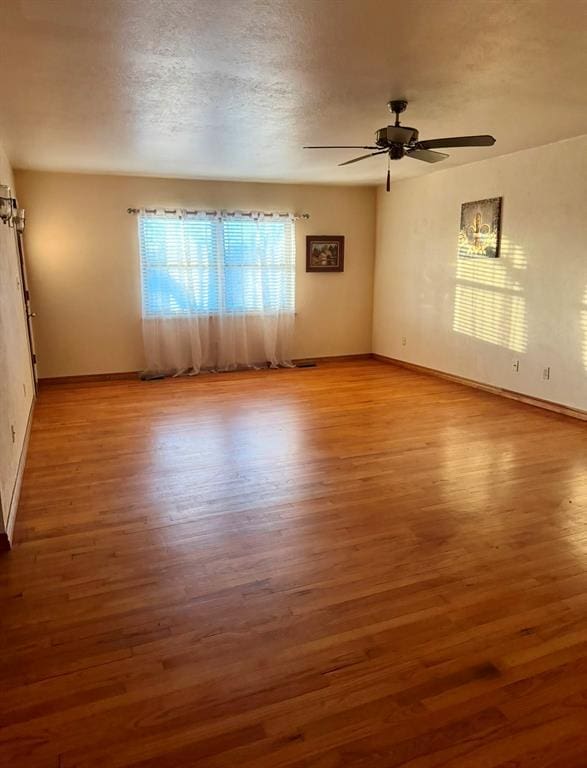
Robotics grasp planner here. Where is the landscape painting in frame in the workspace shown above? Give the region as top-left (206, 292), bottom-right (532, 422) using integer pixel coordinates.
top-left (306, 235), bottom-right (344, 272)
top-left (458, 197), bottom-right (502, 259)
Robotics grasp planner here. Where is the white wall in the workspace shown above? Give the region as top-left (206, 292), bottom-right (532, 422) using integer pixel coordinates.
top-left (15, 171), bottom-right (376, 378)
top-left (373, 135), bottom-right (587, 412)
top-left (0, 143), bottom-right (35, 537)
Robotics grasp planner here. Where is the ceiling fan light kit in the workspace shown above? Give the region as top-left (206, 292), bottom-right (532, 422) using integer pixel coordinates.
top-left (304, 99), bottom-right (496, 190)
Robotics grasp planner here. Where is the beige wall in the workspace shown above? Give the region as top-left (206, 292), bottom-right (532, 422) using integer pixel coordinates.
top-left (15, 138), bottom-right (587, 410)
top-left (373, 135), bottom-right (587, 412)
top-left (0, 143), bottom-right (35, 536)
top-left (15, 171), bottom-right (376, 378)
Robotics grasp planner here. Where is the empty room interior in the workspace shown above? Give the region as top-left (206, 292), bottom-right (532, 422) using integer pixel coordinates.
top-left (1, 0), bottom-right (587, 765)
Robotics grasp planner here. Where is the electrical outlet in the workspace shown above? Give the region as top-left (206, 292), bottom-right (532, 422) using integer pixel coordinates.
top-left (542, 367), bottom-right (551, 381)
top-left (401, 336), bottom-right (407, 347)
top-left (513, 360), bottom-right (520, 373)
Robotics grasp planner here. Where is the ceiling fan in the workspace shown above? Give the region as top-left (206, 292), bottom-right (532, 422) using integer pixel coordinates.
top-left (304, 100), bottom-right (496, 190)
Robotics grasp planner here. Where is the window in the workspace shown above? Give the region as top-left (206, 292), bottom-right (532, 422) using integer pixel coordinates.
top-left (139, 214), bottom-right (295, 317)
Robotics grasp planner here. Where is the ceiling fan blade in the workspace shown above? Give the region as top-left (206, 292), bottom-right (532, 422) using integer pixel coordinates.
top-left (417, 135), bottom-right (496, 150)
top-left (338, 150), bottom-right (387, 166)
top-left (304, 145), bottom-right (379, 150)
top-left (406, 148), bottom-right (449, 163)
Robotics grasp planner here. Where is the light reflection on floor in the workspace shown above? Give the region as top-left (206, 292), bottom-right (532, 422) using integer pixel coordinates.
top-left (434, 420), bottom-right (587, 557)
top-left (146, 394), bottom-right (307, 528)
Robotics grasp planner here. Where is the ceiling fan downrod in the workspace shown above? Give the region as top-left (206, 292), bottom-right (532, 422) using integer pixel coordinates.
top-left (388, 99), bottom-right (408, 127)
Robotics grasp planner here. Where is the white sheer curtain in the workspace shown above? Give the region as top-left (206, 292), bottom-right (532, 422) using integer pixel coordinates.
top-left (138, 210), bottom-right (296, 375)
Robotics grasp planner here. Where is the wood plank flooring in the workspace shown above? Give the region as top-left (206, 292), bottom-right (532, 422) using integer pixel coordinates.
top-left (1, 359), bottom-right (587, 767)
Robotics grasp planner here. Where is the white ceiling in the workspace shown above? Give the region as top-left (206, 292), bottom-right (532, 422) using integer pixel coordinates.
top-left (0, 0), bottom-right (585, 185)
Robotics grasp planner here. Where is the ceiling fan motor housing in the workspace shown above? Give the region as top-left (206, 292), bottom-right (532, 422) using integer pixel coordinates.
top-left (376, 125), bottom-right (419, 148)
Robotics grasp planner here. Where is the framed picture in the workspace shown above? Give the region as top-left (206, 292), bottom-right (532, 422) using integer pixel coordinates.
top-left (306, 235), bottom-right (345, 272)
top-left (458, 197), bottom-right (502, 259)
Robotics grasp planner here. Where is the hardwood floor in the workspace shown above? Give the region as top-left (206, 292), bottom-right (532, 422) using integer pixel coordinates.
top-left (1, 359), bottom-right (586, 767)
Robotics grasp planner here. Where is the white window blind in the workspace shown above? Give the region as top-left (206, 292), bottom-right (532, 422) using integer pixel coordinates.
top-left (139, 213), bottom-right (296, 317)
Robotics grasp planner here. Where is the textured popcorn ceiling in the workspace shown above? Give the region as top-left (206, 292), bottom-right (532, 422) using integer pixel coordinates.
top-left (0, 0), bottom-right (585, 184)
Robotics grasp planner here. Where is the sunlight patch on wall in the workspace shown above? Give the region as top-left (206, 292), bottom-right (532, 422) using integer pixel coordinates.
top-left (453, 239), bottom-right (528, 353)
top-left (581, 285), bottom-right (587, 372)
